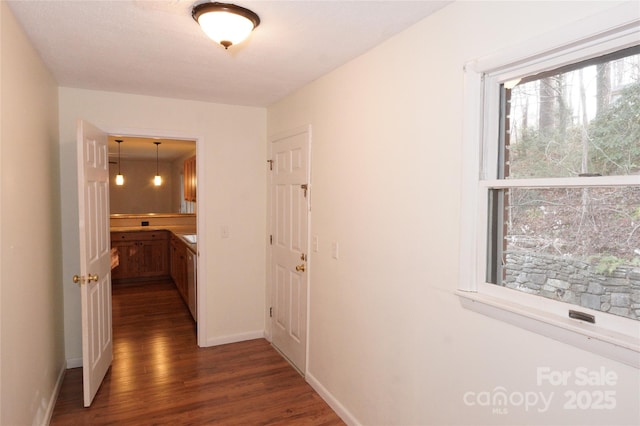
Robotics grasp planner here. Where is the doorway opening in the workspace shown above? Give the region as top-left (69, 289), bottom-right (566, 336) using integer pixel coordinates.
top-left (107, 135), bottom-right (200, 340)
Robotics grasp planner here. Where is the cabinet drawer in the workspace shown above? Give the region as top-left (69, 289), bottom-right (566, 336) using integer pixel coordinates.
top-left (111, 230), bottom-right (169, 242)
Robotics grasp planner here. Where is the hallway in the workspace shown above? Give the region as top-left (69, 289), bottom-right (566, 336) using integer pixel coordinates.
top-left (51, 280), bottom-right (343, 425)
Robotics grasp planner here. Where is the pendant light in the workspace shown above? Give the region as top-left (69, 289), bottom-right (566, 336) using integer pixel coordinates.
top-left (192, 2), bottom-right (260, 49)
top-left (115, 139), bottom-right (124, 186)
top-left (154, 141), bottom-right (162, 186)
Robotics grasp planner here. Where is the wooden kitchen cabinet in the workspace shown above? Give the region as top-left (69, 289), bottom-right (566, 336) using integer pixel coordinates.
top-left (184, 156), bottom-right (196, 202)
top-left (186, 249), bottom-right (197, 319)
top-left (170, 234), bottom-right (197, 321)
top-left (110, 240), bottom-right (138, 280)
top-left (111, 231), bottom-right (169, 282)
top-left (170, 234), bottom-right (188, 301)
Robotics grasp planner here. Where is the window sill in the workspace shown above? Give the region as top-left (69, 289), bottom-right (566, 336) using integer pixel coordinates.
top-left (456, 290), bottom-right (640, 369)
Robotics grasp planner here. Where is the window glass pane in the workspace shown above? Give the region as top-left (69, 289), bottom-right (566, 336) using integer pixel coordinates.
top-left (505, 49), bottom-right (640, 178)
top-left (491, 186), bottom-right (640, 320)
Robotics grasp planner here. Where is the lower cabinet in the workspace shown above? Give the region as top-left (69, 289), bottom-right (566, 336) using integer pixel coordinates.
top-left (186, 249), bottom-right (197, 319)
top-left (170, 234), bottom-right (187, 299)
top-left (170, 234), bottom-right (197, 321)
top-left (111, 231), bottom-right (169, 281)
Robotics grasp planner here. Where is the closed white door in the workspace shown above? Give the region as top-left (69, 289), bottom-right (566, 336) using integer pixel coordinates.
top-left (270, 127), bottom-right (310, 373)
top-left (76, 119), bottom-right (113, 407)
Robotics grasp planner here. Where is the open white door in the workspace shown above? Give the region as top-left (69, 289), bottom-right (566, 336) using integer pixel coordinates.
top-left (270, 127), bottom-right (310, 373)
top-left (76, 119), bottom-right (113, 407)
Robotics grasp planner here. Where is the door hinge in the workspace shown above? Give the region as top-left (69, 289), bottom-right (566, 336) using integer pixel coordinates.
top-left (267, 159), bottom-right (273, 171)
top-left (270, 235), bottom-right (273, 245)
top-left (301, 184), bottom-right (308, 197)
top-left (269, 307), bottom-right (273, 318)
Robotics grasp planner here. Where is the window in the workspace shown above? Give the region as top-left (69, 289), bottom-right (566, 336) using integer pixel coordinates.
top-left (491, 47), bottom-right (640, 319)
top-left (458, 4), bottom-right (640, 367)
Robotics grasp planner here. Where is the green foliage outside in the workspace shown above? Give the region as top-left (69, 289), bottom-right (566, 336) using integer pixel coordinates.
top-left (589, 81), bottom-right (640, 176)
top-left (504, 57), bottom-right (640, 270)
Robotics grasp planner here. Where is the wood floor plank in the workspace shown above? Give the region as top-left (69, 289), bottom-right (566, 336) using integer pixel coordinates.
top-left (50, 280), bottom-right (344, 425)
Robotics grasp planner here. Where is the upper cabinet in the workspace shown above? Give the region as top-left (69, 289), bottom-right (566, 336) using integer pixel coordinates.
top-left (184, 155), bottom-right (196, 202)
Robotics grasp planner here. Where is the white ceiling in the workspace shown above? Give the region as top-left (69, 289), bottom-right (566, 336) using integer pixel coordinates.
top-left (7, 0), bottom-right (450, 107)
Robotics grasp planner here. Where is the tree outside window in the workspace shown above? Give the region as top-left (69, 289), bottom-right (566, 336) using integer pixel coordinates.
top-left (490, 47), bottom-right (640, 320)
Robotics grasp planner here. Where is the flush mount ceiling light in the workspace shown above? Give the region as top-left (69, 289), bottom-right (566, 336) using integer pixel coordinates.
top-left (153, 141), bottom-right (162, 186)
top-left (192, 2), bottom-right (260, 49)
top-left (115, 139), bottom-right (124, 186)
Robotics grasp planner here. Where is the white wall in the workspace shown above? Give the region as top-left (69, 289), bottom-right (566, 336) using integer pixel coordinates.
top-left (59, 88), bottom-right (266, 361)
top-left (268, 2), bottom-right (640, 425)
top-left (0, 3), bottom-right (65, 425)
top-left (109, 158), bottom-right (176, 214)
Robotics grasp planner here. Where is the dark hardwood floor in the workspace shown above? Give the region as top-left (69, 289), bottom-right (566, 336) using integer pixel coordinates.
top-left (51, 280), bottom-right (344, 425)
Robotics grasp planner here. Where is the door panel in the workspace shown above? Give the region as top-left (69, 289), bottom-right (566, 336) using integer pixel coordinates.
top-left (290, 271), bottom-right (302, 340)
top-left (270, 128), bottom-right (310, 373)
top-left (77, 119), bottom-right (113, 407)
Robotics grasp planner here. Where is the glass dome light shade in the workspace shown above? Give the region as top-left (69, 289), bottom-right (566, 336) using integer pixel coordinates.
top-left (193, 3), bottom-right (260, 49)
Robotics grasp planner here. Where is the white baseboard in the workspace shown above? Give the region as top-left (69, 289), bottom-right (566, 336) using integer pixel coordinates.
top-left (42, 360), bottom-right (66, 426)
top-left (204, 330), bottom-right (265, 347)
top-left (306, 371), bottom-right (360, 426)
top-left (66, 357), bottom-right (82, 369)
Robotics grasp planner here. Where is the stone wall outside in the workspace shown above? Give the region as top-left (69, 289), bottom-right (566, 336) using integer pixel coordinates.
top-left (503, 251), bottom-right (640, 320)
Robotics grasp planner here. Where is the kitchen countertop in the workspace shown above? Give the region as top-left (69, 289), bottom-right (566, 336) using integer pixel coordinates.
top-left (110, 226), bottom-right (197, 253)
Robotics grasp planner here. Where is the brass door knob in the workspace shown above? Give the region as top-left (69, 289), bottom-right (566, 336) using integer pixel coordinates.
top-left (73, 274), bottom-right (99, 285)
top-left (295, 264), bottom-right (305, 272)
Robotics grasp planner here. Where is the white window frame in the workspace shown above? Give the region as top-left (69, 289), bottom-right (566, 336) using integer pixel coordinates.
top-left (457, 3), bottom-right (640, 368)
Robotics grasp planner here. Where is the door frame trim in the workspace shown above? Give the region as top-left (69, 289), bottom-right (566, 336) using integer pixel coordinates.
top-left (106, 126), bottom-right (207, 347)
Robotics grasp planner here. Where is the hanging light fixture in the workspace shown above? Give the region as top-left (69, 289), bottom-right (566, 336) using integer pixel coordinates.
top-left (115, 139), bottom-right (124, 186)
top-left (153, 141), bottom-right (162, 186)
top-left (192, 2), bottom-right (260, 49)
